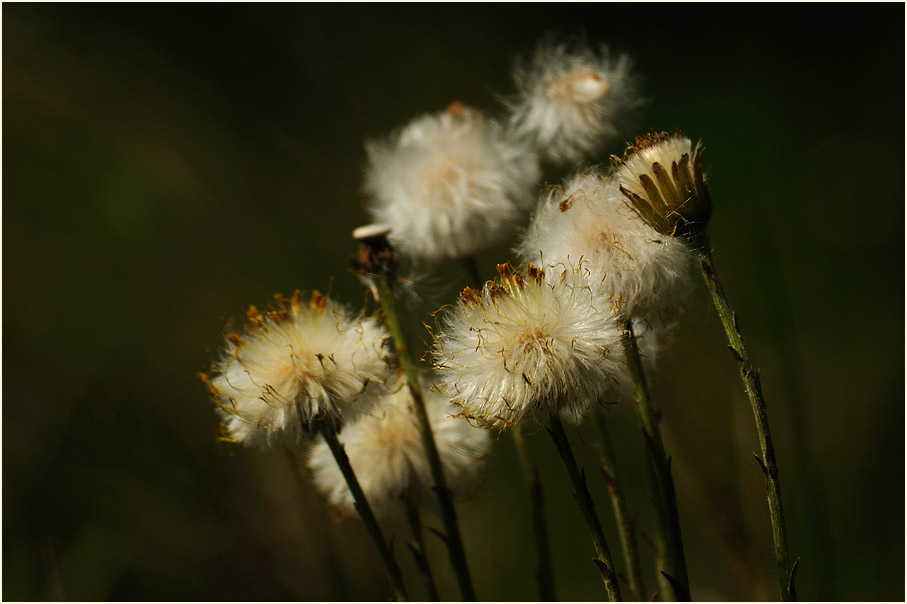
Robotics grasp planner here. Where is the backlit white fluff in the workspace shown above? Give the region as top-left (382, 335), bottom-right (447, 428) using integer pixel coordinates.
top-left (433, 264), bottom-right (624, 430)
top-left (364, 104), bottom-right (540, 262)
top-left (506, 40), bottom-right (640, 164)
top-left (517, 171), bottom-right (692, 320)
top-left (203, 291), bottom-right (391, 447)
top-left (307, 374), bottom-right (491, 518)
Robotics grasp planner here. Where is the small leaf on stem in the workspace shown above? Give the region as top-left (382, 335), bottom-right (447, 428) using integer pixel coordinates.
top-left (660, 571), bottom-right (691, 601)
top-left (753, 452), bottom-right (769, 477)
top-left (788, 557), bottom-right (801, 601)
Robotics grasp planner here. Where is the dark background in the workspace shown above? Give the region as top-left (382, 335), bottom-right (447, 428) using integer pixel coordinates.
top-left (4, 4), bottom-right (904, 601)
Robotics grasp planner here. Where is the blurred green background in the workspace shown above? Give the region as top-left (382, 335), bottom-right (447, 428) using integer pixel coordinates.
top-left (4, 4), bottom-right (903, 601)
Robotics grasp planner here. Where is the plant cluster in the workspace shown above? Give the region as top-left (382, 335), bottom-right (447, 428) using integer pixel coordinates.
top-left (201, 36), bottom-right (794, 602)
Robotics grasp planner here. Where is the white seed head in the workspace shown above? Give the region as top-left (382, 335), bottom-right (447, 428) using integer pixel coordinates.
top-left (506, 40), bottom-right (640, 164)
top-left (203, 291), bottom-right (391, 447)
top-left (307, 373), bottom-right (492, 518)
top-left (364, 104), bottom-right (540, 263)
top-left (432, 264), bottom-right (624, 430)
top-left (517, 171), bottom-right (692, 320)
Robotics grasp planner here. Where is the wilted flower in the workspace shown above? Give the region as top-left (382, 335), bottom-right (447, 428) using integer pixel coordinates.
top-left (505, 39), bottom-right (640, 164)
top-left (432, 264), bottom-right (624, 430)
top-left (202, 291), bottom-right (391, 447)
top-left (517, 170), bottom-right (692, 319)
top-left (615, 131), bottom-right (712, 246)
top-left (307, 373), bottom-right (491, 518)
top-left (364, 102), bottom-right (540, 263)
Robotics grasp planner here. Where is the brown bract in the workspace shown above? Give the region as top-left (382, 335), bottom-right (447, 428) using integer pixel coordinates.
top-left (615, 130), bottom-right (712, 247)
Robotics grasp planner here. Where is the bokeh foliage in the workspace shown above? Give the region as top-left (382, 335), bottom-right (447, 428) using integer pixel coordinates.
top-left (4, 4), bottom-right (904, 601)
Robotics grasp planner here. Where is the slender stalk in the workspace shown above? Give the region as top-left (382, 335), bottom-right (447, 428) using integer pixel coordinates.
top-left (620, 319), bottom-right (690, 601)
top-left (593, 407), bottom-right (645, 601)
top-left (547, 412), bottom-right (622, 602)
top-left (512, 427), bottom-right (556, 601)
top-left (320, 425), bottom-right (409, 601)
top-left (376, 279), bottom-right (477, 601)
top-left (692, 240), bottom-right (794, 601)
top-left (404, 500), bottom-right (440, 601)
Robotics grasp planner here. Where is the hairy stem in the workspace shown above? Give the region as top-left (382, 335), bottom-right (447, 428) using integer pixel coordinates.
top-left (512, 427), bottom-right (556, 601)
top-left (405, 500), bottom-right (440, 601)
top-left (593, 407), bottom-right (645, 601)
top-left (693, 240), bottom-right (794, 601)
top-left (321, 425), bottom-right (409, 601)
top-left (376, 279), bottom-right (477, 601)
top-left (620, 319), bottom-right (690, 601)
top-left (547, 412), bottom-right (622, 601)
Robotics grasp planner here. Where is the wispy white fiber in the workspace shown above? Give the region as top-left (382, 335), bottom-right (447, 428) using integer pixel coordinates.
top-left (364, 104), bottom-right (540, 263)
top-left (517, 171), bottom-right (692, 321)
top-left (432, 264), bottom-right (624, 430)
top-left (505, 39), bottom-right (641, 164)
top-left (204, 291), bottom-right (391, 447)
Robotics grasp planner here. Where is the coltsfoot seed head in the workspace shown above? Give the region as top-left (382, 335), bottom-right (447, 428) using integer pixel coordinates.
top-left (517, 170), bottom-right (692, 319)
top-left (506, 39), bottom-right (641, 164)
top-left (202, 291), bottom-right (391, 447)
top-left (364, 103), bottom-right (540, 263)
top-left (432, 264), bottom-right (624, 430)
top-left (615, 131), bottom-right (712, 246)
top-left (307, 373), bottom-right (491, 518)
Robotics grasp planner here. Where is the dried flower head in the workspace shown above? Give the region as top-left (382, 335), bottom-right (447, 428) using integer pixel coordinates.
top-left (517, 171), bottom-right (692, 319)
top-left (307, 373), bottom-right (491, 518)
top-left (615, 131), bottom-right (712, 246)
top-left (506, 39), bottom-right (640, 164)
top-left (364, 103), bottom-right (540, 263)
top-left (432, 264), bottom-right (624, 430)
top-left (202, 291), bottom-right (391, 447)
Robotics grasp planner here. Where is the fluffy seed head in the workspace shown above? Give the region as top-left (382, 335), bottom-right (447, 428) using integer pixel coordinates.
top-left (432, 263), bottom-right (624, 430)
top-left (307, 373), bottom-right (491, 518)
top-left (364, 103), bottom-right (540, 262)
top-left (517, 171), bottom-right (692, 319)
top-left (202, 291), bottom-right (391, 447)
top-left (506, 39), bottom-right (640, 164)
top-left (615, 131), bottom-right (712, 246)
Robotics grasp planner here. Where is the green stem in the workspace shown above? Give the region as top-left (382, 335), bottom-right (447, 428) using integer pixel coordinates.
top-left (376, 279), bottom-right (477, 601)
top-left (512, 428), bottom-right (556, 601)
top-left (593, 407), bottom-right (645, 601)
top-left (693, 240), bottom-right (794, 601)
top-left (405, 500), bottom-right (440, 601)
top-left (620, 319), bottom-right (690, 601)
top-left (321, 425), bottom-right (409, 601)
top-left (547, 412), bottom-right (622, 602)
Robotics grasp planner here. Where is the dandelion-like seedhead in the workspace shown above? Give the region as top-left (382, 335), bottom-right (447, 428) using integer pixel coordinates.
top-left (517, 171), bottom-right (692, 320)
top-left (432, 264), bottom-right (624, 430)
top-left (363, 103), bottom-right (540, 263)
top-left (202, 291), bottom-right (391, 447)
top-left (506, 39), bottom-right (640, 164)
top-left (307, 373), bottom-right (491, 518)
top-left (615, 131), bottom-right (712, 246)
